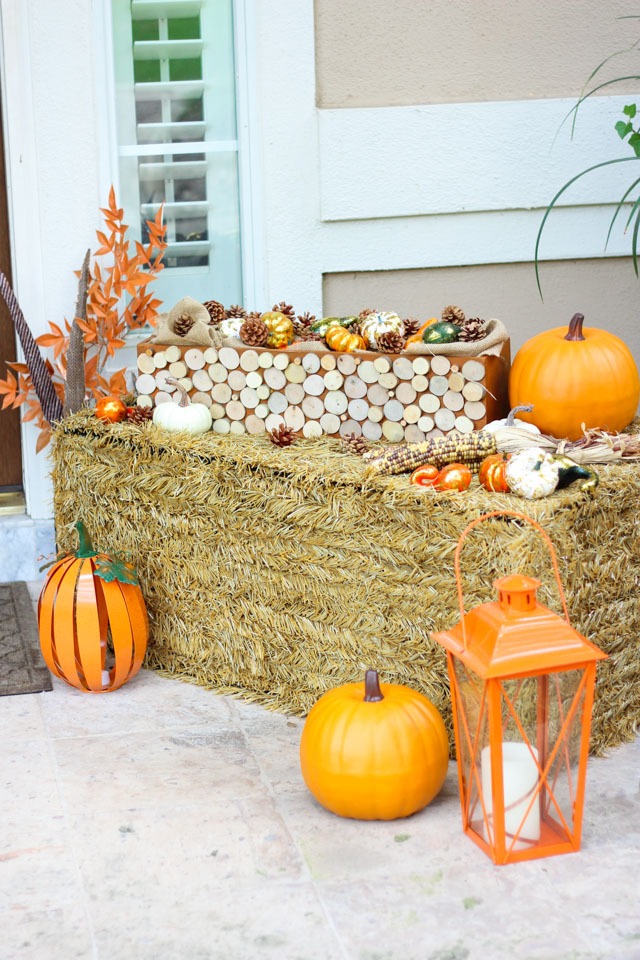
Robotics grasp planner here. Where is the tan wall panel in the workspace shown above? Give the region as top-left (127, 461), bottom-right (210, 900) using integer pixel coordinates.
top-left (323, 258), bottom-right (640, 368)
top-left (315, 0), bottom-right (640, 107)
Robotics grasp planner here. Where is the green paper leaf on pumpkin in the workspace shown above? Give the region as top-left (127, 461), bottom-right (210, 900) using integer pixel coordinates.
top-left (94, 556), bottom-right (139, 585)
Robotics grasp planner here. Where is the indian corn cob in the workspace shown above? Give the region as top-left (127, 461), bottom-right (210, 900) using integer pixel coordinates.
top-left (363, 431), bottom-right (498, 475)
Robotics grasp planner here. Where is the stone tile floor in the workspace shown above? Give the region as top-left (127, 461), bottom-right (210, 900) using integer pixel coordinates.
top-left (1, 588), bottom-right (639, 959)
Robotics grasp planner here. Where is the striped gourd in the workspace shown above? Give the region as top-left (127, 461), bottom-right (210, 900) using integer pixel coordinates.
top-left (364, 431), bottom-right (498, 475)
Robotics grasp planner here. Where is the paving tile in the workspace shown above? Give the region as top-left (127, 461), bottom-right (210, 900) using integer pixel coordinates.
top-left (0, 904), bottom-right (94, 960)
top-left (41, 669), bottom-right (232, 739)
top-left (0, 738), bottom-right (62, 824)
top-left (1, 690), bottom-right (47, 740)
top-left (52, 725), bottom-right (265, 815)
top-left (234, 702), bottom-right (308, 796)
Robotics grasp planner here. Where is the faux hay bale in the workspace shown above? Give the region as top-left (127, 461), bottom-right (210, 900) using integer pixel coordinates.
top-left (51, 410), bottom-right (640, 756)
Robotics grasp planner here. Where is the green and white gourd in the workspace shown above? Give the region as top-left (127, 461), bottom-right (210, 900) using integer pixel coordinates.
top-left (505, 447), bottom-right (560, 499)
top-left (152, 378), bottom-right (212, 434)
top-left (359, 311), bottom-right (404, 349)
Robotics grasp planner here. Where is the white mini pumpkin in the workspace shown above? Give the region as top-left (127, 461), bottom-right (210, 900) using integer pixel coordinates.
top-left (152, 378), bottom-right (212, 434)
top-left (484, 404), bottom-right (541, 434)
top-left (359, 311), bottom-right (404, 349)
top-left (219, 316), bottom-right (244, 339)
top-left (505, 447), bottom-right (560, 499)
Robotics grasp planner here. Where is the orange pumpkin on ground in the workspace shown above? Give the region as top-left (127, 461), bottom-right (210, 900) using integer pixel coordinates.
top-left (95, 396), bottom-right (126, 422)
top-left (509, 312), bottom-right (640, 440)
top-left (325, 325), bottom-right (367, 353)
top-left (437, 462), bottom-right (472, 491)
top-left (300, 670), bottom-right (449, 820)
top-left (478, 454), bottom-right (509, 493)
top-left (38, 521), bottom-right (148, 693)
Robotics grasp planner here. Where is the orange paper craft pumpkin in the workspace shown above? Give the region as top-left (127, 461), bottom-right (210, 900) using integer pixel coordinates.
top-left (325, 325), bottom-right (367, 353)
top-left (509, 312), bottom-right (640, 440)
top-left (478, 454), bottom-right (509, 492)
top-left (300, 670), bottom-right (449, 820)
top-left (95, 396), bottom-right (127, 423)
top-left (437, 462), bottom-right (472, 491)
top-left (38, 522), bottom-right (148, 693)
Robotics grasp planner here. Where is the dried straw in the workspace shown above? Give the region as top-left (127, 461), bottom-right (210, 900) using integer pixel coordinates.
top-left (51, 410), bottom-right (640, 756)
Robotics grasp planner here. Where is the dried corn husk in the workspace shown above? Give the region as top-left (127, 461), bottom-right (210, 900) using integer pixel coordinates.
top-left (494, 425), bottom-right (640, 464)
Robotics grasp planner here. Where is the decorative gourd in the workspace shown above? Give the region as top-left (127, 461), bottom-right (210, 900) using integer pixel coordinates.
top-left (359, 311), bottom-right (404, 349)
top-left (219, 316), bottom-right (244, 339)
top-left (437, 462), bottom-right (472, 491)
top-left (260, 311), bottom-right (295, 348)
top-left (410, 464), bottom-right (439, 487)
top-left (95, 396), bottom-right (127, 423)
top-left (478, 454), bottom-right (510, 493)
top-left (325, 325), bottom-right (367, 353)
top-left (484, 404), bottom-right (541, 435)
top-left (504, 447), bottom-right (560, 499)
top-left (553, 455), bottom-right (599, 495)
top-left (38, 521), bottom-right (148, 692)
top-left (309, 317), bottom-right (344, 336)
top-left (299, 670), bottom-right (449, 820)
top-left (405, 317), bottom-right (438, 347)
top-left (152, 378), bottom-right (212, 434)
top-left (422, 321), bottom-right (460, 344)
top-left (509, 312), bottom-right (640, 440)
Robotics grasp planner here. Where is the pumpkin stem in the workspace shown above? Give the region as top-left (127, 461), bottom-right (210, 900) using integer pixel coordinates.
top-left (75, 521), bottom-right (95, 558)
top-left (564, 313), bottom-right (585, 342)
top-left (166, 376), bottom-right (189, 407)
top-left (363, 669), bottom-right (384, 702)
top-left (506, 404), bottom-right (534, 426)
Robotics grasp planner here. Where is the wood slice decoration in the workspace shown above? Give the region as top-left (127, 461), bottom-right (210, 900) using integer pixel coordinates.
top-left (302, 395), bottom-right (325, 419)
top-left (362, 419), bottom-right (382, 440)
top-left (392, 357), bottom-right (414, 380)
top-left (192, 369), bottom-right (213, 391)
top-left (213, 418), bottom-right (230, 434)
top-left (320, 354), bottom-right (336, 370)
top-left (154, 391), bottom-right (172, 405)
top-left (246, 415), bottom-right (265, 434)
top-left (344, 375), bottom-right (367, 399)
top-left (264, 413), bottom-right (285, 432)
top-left (383, 399), bottom-right (404, 422)
top-left (464, 400), bottom-right (487, 421)
top-left (135, 373), bottom-right (156, 395)
top-left (418, 393), bottom-right (439, 414)
top-left (203, 347), bottom-right (218, 364)
top-left (246, 371), bottom-right (262, 389)
top-left (324, 391), bottom-right (348, 415)
top-left (264, 367), bottom-right (286, 390)
top-left (209, 363), bottom-right (228, 383)
top-left (303, 374), bottom-right (325, 396)
top-left (323, 369), bottom-right (344, 391)
top-left (164, 345), bottom-right (181, 363)
top-left (411, 374), bottom-right (429, 392)
top-left (462, 380), bottom-right (486, 401)
top-left (430, 356), bottom-right (451, 376)
top-left (230, 421), bottom-right (246, 435)
top-left (285, 382), bottom-right (305, 405)
top-left (429, 376), bottom-right (449, 397)
top-left (254, 403), bottom-right (269, 419)
top-left (404, 404), bottom-right (421, 424)
top-left (267, 392), bottom-right (288, 414)
top-left (455, 415), bottom-right (475, 433)
top-left (448, 372), bottom-right (465, 392)
top-left (462, 359), bottom-right (485, 382)
top-left (153, 351), bottom-right (168, 369)
top-left (358, 361), bottom-right (379, 384)
top-left (404, 424), bottom-right (425, 443)
top-left (219, 347), bottom-right (240, 370)
top-left (273, 353), bottom-right (289, 370)
top-left (378, 372), bottom-right (398, 389)
top-left (412, 357), bottom-right (430, 375)
top-left (136, 394), bottom-right (153, 408)
top-left (286, 363), bottom-right (306, 383)
top-left (302, 353), bottom-right (321, 373)
top-left (284, 406), bottom-right (305, 431)
top-left (228, 370), bottom-right (247, 391)
top-left (337, 354), bottom-right (357, 375)
top-left (240, 387), bottom-right (259, 409)
top-left (178, 377), bottom-right (192, 393)
top-left (155, 370), bottom-right (177, 392)
top-left (192, 391), bottom-right (212, 407)
top-left (184, 349), bottom-right (205, 370)
top-left (434, 407), bottom-right (456, 431)
top-left (258, 352), bottom-right (273, 368)
top-left (137, 353), bottom-right (156, 375)
top-left (240, 350), bottom-right (260, 371)
top-left (256, 384), bottom-right (270, 400)
top-left (367, 383), bottom-right (389, 406)
top-left (339, 419), bottom-right (362, 438)
top-left (320, 412), bottom-right (340, 434)
top-left (303, 420), bottom-right (323, 438)
top-left (418, 415), bottom-right (434, 432)
top-left (367, 406), bottom-right (383, 423)
top-left (168, 360), bottom-right (187, 380)
top-left (212, 382), bottom-right (232, 404)
top-left (374, 356), bottom-right (391, 373)
top-left (210, 403), bottom-right (225, 419)
top-left (443, 390), bottom-right (464, 412)
top-left (396, 382), bottom-right (417, 405)
top-left (382, 421), bottom-right (404, 441)
top-left (427, 427), bottom-right (445, 439)
top-left (348, 398), bottom-right (369, 421)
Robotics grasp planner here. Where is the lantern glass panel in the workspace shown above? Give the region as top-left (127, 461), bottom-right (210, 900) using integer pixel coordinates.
top-left (539, 668), bottom-right (587, 844)
top-left (452, 659), bottom-right (491, 842)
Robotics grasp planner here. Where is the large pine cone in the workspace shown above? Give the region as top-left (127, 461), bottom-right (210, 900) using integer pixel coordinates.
top-left (296, 311), bottom-right (315, 329)
top-left (359, 308), bottom-right (376, 319)
top-left (295, 329), bottom-right (324, 342)
top-left (376, 330), bottom-right (405, 354)
top-left (341, 433), bottom-right (369, 456)
top-left (126, 405), bottom-right (153, 425)
top-left (458, 318), bottom-right (487, 342)
top-left (402, 317), bottom-right (421, 337)
top-left (204, 299), bottom-right (225, 323)
top-left (268, 424), bottom-right (297, 447)
top-left (272, 301), bottom-right (296, 318)
top-left (226, 304), bottom-right (247, 319)
top-left (173, 312), bottom-right (196, 337)
top-left (442, 304), bottom-right (466, 324)
top-left (240, 317), bottom-right (269, 347)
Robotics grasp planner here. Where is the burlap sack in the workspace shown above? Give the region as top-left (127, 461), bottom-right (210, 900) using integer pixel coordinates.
top-left (405, 318), bottom-right (509, 357)
top-left (151, 297), bottom-right (214, 347)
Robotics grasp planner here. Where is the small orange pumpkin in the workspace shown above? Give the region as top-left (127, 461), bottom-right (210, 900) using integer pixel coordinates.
top-left (405, 317), bottom-right (439, 347)
top-left (95, 396), bottom-right (127, 422)
top-left (509, 312), bottom-right (640, 440)
top-left (300, 669), bottom-right (449, 820)
top-left (38, 522), bottom-right (148, 693)
top-left (325, 325), bottom-right (367, 353)
top-left (437, 462), bottom-right (472, 491)
top-left (478, 454), bottom-right (509, 492)
top-left (410, 464), bottom-right (439, 487)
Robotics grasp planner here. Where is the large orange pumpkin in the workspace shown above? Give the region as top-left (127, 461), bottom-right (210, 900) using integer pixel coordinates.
top-left (509, 313), bottom-right (640, 440)
top-left (38, 522), bottom-right (148, 692)
top-left (299, 669), bottom-right (449, 820)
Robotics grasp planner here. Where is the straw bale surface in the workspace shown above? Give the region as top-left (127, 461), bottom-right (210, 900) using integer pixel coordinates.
top-left (51, 411), bottom-right (640, 755)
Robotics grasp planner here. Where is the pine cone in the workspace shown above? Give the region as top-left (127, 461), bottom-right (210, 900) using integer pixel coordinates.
top-left (458, 318), bottom-right (487, 342)
top-left (296, 311), bottom-right (315, 329)
top-left (226, 304), bottom-right (247, 320)
top-left (272, 301), bottom-right (296, 318)
top-left (204, 299), bottom-right (226, 323)
top-left (173, 312), bottom-right (196, 337)
top-left (126, 405), bottom-right (153, 425)
top-left (359, 308), bottom-right (375, 319)
top-left (376, 330), bottom-right (406, 354)
top-left (268, 424), bottom-right (297, 447)
top-left (240, 317), bottom-right (269, 347)
top-left (294, 328), bottom-right (324, 342)
top-left (442, 304), bottom-right (466, 324)
top-left (341, 433), bottom-right (369, 456)
top-left (246, 311), bottom-right (262, 321)
top-left (403, 317), bottom-right (421, 337)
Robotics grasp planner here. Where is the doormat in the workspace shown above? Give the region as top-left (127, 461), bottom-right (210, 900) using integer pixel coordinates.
top-left (0, 581), bottom-right (52, 695)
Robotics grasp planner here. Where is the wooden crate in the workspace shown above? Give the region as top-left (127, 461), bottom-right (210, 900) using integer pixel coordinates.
top-left (135, 339), bottom-right (510, 441)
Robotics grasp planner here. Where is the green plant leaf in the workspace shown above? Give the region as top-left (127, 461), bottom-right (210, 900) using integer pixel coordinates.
top-left (629, 132), bottom-right (640, 157)
top-left (535, 156), bottom-right (640, 297)
top-left (624, 104), bottom-right (637, 118)
top-left (605, 175), bottom-right (640, 249)
top-left (623, 191), bottom-right (640, 231)
top-left (616, 120), bottom-right (633, 138)
top-left (559, 76), bottom-right (640, 140)
top-left (632, 206), bottom-right (640, 276)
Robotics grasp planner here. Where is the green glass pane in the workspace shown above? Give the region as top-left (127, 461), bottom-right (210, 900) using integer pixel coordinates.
top-left (168, 17), bottom-right (200, 40)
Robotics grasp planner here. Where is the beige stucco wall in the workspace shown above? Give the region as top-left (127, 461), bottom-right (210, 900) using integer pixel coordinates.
top-left (315, 0), bottom-right (640, 107)
top-left (323, 257), bottom-right (640, 368)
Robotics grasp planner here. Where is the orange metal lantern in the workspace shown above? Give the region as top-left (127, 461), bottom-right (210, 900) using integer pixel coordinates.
top-left (38, 522), bottom-right (148, 693)
top-left (432, 510), bottom-right (607, 865)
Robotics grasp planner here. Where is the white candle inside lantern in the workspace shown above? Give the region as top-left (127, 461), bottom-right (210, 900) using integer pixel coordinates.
top-left (481, 743), bottom-right (541, 850)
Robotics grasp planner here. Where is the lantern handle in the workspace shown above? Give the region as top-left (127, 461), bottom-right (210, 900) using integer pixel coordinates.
top-left (454, 510), bottom-right (571, 651)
